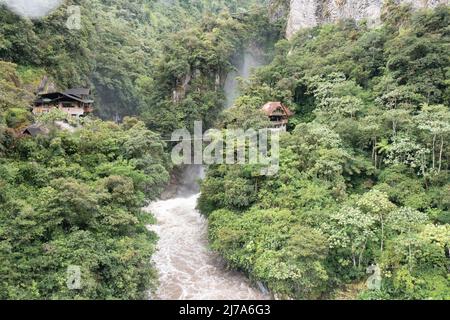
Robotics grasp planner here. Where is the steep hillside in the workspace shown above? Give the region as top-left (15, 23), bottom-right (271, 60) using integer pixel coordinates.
top-left (200, 4), bottom-right (450, 300)
top-left (0, 0), bottom-right (282, 300)
top-left (0, 0), bottom-right (279, 129)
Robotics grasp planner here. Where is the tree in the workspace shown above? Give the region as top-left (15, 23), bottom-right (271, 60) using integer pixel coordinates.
top-left (414, 104), bottom-right (450, 173)
top-left (386, 207), bottom-right (428, 270)
top-left (357, 190), bottom-right (396, 252)
top-left (384, 135), bottom-right (430, 176)
top-left (325, 206), bottom-right (377, 269)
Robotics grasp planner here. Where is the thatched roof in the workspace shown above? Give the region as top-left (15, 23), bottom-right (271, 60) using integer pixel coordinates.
top-left (261, 102), bottom-right (294, 117)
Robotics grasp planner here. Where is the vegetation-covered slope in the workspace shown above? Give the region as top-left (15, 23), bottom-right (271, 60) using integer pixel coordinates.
top-left (0, 0), bottom-right (278, 299)
top-left (1, 0), bottom-right (448, 301)
top-left (200, 3), bottom-right (450, 300)
top-left (0, 0), bottom-right (280, 132)
top-left (0, 58), bottom-right (172, 299)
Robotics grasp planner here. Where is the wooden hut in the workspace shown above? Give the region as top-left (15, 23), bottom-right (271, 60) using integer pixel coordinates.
top-left (261, 102), bottom-right (294, 129)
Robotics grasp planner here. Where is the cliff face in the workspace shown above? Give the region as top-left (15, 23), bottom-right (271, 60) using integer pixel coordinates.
top-left (286, 0), bottom-right (449, 38)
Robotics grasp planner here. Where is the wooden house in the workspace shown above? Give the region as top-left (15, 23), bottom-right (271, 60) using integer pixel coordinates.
top-left (261, 102), bottom-right (294, 129)
top-left (32, 88), bottom-right (94, 118)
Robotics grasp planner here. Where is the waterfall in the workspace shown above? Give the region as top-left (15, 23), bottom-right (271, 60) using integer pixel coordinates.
top-left (224, 47), bottom-right (266, 109)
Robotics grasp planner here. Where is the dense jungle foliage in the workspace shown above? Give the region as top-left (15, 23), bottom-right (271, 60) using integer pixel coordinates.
top-left (199, 3), bottom-right (450, 300)
top-left (1, 0), bottom-right (449, 301)
top-left (0, 0), bottom-right (280, 133)
top-left (0, 115), bottom-right (170, 299)
top-left (0, 0), bottom-right (276, 299)
top-left (0, 54), bottom-right (171, 298)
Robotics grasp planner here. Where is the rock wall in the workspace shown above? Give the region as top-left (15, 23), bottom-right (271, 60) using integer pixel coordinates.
top-left (286, 0), bottom-right (449, 38)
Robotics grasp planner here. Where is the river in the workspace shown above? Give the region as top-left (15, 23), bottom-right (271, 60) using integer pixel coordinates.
top-left (146, 166), bottom-right (270, 300)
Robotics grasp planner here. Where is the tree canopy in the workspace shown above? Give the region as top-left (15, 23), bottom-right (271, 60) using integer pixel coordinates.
top-left (200, 4), bottom-right (450, 300)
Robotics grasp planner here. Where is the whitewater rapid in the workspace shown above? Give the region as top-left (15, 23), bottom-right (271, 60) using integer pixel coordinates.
top-left (146, 193), bottom-right (270, 300)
